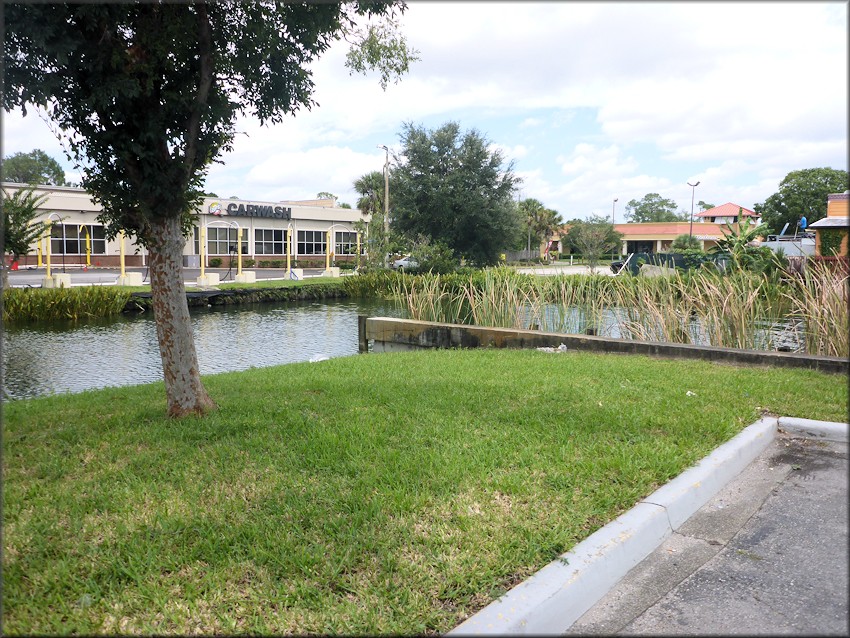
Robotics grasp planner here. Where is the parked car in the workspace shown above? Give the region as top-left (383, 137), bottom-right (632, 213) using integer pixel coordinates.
top-left (392, 256), bottom-right (419, 270)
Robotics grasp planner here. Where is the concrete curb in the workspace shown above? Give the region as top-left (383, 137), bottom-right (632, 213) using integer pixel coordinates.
top-left (449, 417), bottom-right (780, 635)
top-left (778, 417), bottom-right (849, 442)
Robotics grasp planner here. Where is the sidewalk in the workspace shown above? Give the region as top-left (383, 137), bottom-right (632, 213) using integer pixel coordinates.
top-left (4, 266), bottom-right (327, 288)
top-left (451, 418), bottom-right (849, 635)
top-left (516, 264), bottom-right (616, 276)
top-left (568, 429), bottom-right (848, 635)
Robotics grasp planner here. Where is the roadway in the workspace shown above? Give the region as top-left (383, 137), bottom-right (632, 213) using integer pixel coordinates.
top-left (5, 266), bottom-right (329, 288)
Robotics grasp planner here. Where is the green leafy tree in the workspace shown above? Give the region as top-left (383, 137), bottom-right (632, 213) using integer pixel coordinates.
top-left (670, 234), bottom-right (702, 251)
top-left (2, 149), bottom-right (68, 186)
top-left (353, 170), bottom-right (390, 269)
top-left (2, 186), bottom-right (51, 288)
top-left (711, 214), bottom-right (776, 272)
top-left (754, 167), bottom-right (849, 235)
top-left (624, 193), bottom-right (686, 223)
top-left (316, 191), bottom-right (337, 201)
top-left (565, 214), bottom-right (622, 272)
top-left (697, 200), bottom-right (715, 211)
top-left (392, 121), bottom-right (522, 266)
top-left (518, 198), bottom-right (562, 254)
top-left (408, 235), bottom-right (457, 274)
top-left (4, 2), bottom-right (415, 416)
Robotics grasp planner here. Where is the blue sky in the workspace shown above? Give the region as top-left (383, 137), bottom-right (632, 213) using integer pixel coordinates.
top-left (3, 1), bottom-right (847, 221)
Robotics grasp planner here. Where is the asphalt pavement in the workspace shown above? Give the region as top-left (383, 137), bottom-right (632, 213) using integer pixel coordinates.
top-left (5, 266), bottom-right (327, 287)
top-left (451, 417), bottom-right (849, 636)
top-left (567, 428), bottom-right (849, 635)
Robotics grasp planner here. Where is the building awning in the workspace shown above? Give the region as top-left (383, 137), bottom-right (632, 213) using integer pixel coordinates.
top-left (808, 217), bottom-right (849, 228)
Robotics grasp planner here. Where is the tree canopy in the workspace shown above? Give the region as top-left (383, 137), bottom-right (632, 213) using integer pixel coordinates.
top-left (754, 167), bottom-right (849, 235)
top-left (518, 198), bottom-right (562, 252)
top-left (3, 2), bottom-right (415, 416)
top-left (624, 193), bottom-right (686, 223)
top-left (353, 170), bottom-right (391, 268)
top-left (391, 121), bottom-right (522, 265)
top-left (2, 149), bottom-right (68, 186)
top-left (670, 233), bottom-right (702, 251)
top-left (563, 214), bottom-right (621, 270)
top-left (2, 186), bottom-right (49, 260)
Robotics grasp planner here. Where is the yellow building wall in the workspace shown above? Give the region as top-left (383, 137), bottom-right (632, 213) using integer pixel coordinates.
top-left (827, 197), bottom-right (848, 218)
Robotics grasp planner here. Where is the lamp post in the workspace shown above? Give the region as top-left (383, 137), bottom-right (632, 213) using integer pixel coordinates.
top-left (687, 181), bottom-right (700, 240)
top-left (612, 198), bottom-right (618, 224)
top-left (325, 223), bottom-right (351, 276)
top-left (43, 212), bottom-right (68, 288)
top-left (378, 144), bottom-right (389, 268)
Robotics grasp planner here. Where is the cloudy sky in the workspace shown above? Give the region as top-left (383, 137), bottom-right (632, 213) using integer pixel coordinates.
top-left (3, 1), bottom-right (847, 221)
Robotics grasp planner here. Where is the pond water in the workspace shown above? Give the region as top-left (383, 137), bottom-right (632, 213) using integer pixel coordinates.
top-left (2, 298), bottom-right (405, 400)
top-left (3, 296), bottom-right (805, 401)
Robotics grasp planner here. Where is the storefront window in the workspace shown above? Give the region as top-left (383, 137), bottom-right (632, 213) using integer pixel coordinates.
top-left (50, 224), bottom-right (106, 255)
top-left (207, 227), bottom-right (247, 255)
top-left (335, 231), bottom-right (360, 255)
top-left (255, 228), bottom-right (287, 255)
top-left (298, 230), bottom-right (326, 255)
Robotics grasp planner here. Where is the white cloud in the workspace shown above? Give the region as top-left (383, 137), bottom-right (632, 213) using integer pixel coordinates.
top-left (2, 2), bottom-right (845, 222)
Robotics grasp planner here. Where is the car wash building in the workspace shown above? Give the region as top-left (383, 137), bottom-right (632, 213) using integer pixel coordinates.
top-left (2, 183), bottom-right (368, 269)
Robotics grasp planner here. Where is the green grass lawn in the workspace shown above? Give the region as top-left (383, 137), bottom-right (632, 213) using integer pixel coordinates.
top-left (117, 275), bottom-right (346, 294)
top-left (3, 349), bottom-right (847, 634)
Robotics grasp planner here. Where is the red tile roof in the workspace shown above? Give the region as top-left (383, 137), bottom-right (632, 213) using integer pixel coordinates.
top-left (694, 202), bottom-right (759, 219)
top-left (613, 222), bottom-right (727, 238)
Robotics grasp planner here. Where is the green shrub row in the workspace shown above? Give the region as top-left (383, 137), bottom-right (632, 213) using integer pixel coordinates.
top-left (206, 258), bottom-right (359, 269)
top-left (125, 281), bottom-right (349, 312)
top-left (3, 286), bottom-right (132, 323)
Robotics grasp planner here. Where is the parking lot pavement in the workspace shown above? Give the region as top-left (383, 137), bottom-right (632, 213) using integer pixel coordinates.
top-left (567, 432), bottom-right (849, 636)
top-left (5, 266), bottom-right (327, 287)
top-left (516, 264), bottom-right (617, 276)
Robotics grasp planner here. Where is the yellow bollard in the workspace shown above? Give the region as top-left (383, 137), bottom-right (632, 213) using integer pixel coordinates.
top-left (119, 231), bottom-right (126, 277)
top-left (200, 225), bottom-right (206, 278)
top-left (286, 225), bottom-right (292, 273)
top-left (45, 222), bottom-right (52, 278)
top-left (326, 229), bottom-right (331, 271)
top-left (356, 232), bottom-right (361, 270)
top-left (80, 225), bottom-right (91, 268)
top-left (237, 227), bottom-right (243, 276)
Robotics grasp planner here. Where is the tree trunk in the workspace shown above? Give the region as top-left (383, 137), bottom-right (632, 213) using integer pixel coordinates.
top-left (148, 215), bottom-right (216, 417)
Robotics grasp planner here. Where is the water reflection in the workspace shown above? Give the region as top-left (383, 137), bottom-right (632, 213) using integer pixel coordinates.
top-left (2, 299), bottom-right (404, 400)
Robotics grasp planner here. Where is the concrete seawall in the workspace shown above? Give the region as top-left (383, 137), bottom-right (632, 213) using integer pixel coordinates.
top-left (359, 317), bottom-right (847, 375)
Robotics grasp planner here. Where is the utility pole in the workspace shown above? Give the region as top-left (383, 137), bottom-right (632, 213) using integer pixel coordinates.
top-left (378, 145), bottom-right (390, 268)
top-left (688, 181), bottom-right (700, 240)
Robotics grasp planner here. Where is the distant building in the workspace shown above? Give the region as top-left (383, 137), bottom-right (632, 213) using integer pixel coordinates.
top-left (693, 202), bottom-right (760, 225)
top-left (612, 221), bottom-right (728, 255)
top-left (809, 191), bottom-right (849, 257)
top-left (2, 183), bottom-right (367, 268)
top-left (604, 203), bottom-right (767, 255)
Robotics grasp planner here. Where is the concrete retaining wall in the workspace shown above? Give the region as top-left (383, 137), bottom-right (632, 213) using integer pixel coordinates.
top-left (361, 317), bottom-right (847, 375)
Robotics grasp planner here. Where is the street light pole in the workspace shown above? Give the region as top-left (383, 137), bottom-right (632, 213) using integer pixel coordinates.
top-left (378, 144), bottom-right (390, 268)
top-left (612, 198), bottom-right (618, 224)
top-left (687, 181), bottom-right (700, 240)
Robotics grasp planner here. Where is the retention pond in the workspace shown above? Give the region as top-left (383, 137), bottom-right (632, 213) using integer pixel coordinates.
top-left (3, 298), bottom-right (403, 400)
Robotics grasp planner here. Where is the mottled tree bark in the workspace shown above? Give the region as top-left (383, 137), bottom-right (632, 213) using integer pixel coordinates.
top-left (148, 215), bottom-right (216, 417)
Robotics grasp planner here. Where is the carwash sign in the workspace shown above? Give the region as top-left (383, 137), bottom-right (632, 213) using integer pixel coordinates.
top-left (208, 201), bottom-right (292, 220)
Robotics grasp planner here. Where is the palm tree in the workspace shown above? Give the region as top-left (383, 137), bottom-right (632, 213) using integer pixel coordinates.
top-left (353, 171), bottom-right (389, 268)
top-left (519, 198), bottom-right (562, 255)
top-left (2, 185), bottom-right (50, 288)
top-left (712, 211), bottom-right (771, 270)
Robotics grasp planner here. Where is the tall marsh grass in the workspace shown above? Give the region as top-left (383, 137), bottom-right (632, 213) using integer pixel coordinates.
top-left (784, 263), bottom-right (849, 357)
top-left (392, 267), bottom-right (849, 357)
top-left (2, 286), bottom-right (132, 322)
